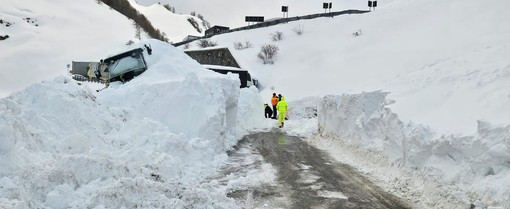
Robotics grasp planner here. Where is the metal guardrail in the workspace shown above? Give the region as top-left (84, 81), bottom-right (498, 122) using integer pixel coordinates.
top-left (173, 9), bottom-right (369, 47)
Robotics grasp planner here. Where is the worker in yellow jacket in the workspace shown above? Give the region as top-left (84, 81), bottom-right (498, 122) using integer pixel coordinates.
top-left (276, 95), bottom-right (288, 128)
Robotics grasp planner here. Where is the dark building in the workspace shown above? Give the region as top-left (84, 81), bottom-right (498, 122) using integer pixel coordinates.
top-left (205, 25), bottom-right (229, 36)
top-left (184, 47), bottom-right (240, 68)
top-left (184, 48), bottom-right (258, 88)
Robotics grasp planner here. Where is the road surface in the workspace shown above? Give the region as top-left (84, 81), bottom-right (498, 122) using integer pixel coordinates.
top-left (218, 131), bottom-right (411, 209)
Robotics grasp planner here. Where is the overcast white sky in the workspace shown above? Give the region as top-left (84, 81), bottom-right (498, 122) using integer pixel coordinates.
top-left (136, 0), bottom-right (368, 28)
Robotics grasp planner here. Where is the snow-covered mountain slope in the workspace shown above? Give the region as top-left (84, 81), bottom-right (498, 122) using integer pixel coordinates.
top-left (0, 0), bottom-right (205, 98)
top-left (127, 0), bottom-right (206, 42)
top-left (182, 0), bottom-right (510, 135)
top-left (135, 0), bottom-right (375, 28)
top-left (0, 0), bottom-right (135, 98)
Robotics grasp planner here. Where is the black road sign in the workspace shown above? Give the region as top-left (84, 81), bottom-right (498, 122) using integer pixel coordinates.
top-left (245, 16), bottom-right (264, 22)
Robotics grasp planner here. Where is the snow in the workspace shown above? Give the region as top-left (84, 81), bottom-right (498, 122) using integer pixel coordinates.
top-left (1, 0), bottom-right (510, 208)
top-left (0, 0), bottom-right (135, 98)
top-left (0, 40), bottom-right (265, 208)
top-left (127, 0), bottom-right (206, 42)
top-left (0, 0), bottom-right (203, 98)
top-left (136, 0), bottom-right (371, 28)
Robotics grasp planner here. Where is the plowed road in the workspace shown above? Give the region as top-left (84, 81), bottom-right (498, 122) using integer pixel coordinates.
top-left (219, 131), bottom-right (411, 209)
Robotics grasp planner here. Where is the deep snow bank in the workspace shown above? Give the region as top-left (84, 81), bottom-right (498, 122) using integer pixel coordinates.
top-left (317, 91), bottom-right (510, 208)
top-left (0, 40), bottom-right (262, 208)
top-left (98, 40), bottom-right (243, 152)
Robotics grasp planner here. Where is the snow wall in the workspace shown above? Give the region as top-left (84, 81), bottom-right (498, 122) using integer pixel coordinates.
top-left (317, 91), bottom-right (510, 208)
top-left (0, 40), bottom-right (264, 208)
top-left (0, 78), bottom-right (238, 209)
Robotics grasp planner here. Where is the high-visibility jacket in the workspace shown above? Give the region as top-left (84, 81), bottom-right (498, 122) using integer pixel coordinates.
top-left (271, 96), bottom-right (278, 106)
top-left (276, 96), bottom-right (288, 112)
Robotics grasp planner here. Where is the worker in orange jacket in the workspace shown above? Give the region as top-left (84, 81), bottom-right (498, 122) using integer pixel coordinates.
top-left (271, 93), bottom-right (278, 119)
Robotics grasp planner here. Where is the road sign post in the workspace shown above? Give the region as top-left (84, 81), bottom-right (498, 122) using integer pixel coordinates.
top-left (282, 6), bottom-right (288, 18)
top-left (323, 2), bottom-right (333, 13)
top-left (368, 1), bottom-right (378, 11)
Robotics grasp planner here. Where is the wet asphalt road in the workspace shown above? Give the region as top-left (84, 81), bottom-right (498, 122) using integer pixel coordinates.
top-left (223, 131), bottom-right (411, 209)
